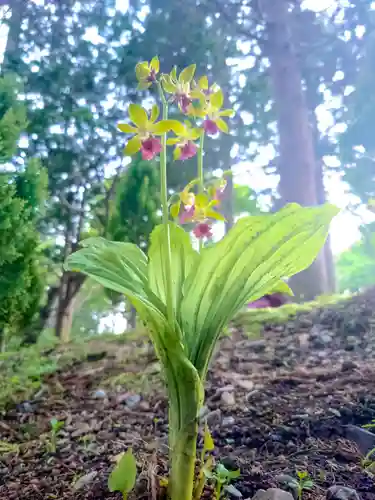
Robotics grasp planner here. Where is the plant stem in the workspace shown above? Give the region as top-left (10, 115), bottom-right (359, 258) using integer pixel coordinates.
top-left (197, 132), bottom-right (205, 252)
top-left (157, 82), bottom-right (175, 324)
top-left (169, 416), bottom-right (199, 500)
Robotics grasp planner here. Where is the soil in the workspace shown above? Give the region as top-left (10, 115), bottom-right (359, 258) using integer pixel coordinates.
top-left (2, 290), bottom-right (375, 499)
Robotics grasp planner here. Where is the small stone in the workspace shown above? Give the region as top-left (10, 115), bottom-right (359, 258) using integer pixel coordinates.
top-left (247, 340), bottom-right (267, 352)
top-left (205, 409), bottom-right (222, 426)
top-left (222, 416), bottom-right (235, 427)
top-left (73, 471), bottom-right (98, 491)
top-left (92, 389), bottom-right (107, 399)
top-left (217, 385), bottom-right (235, 394)
top-left (116, 393), bottom-right (141, 408)
top-left (71, 423), bottom-right (92, 438)
top-left (221, 391), bottom-right (235, 406)
top-left (236, 380), bottom-right (254, 391)
top-left (341, 360), bottom-right (359, 372)
top-left (252, 488), bottom-right (294, 500)
top-left (246, 389), bottom-right (260, 401)
top-left (224, 484), bottom-right (243, 498)
top-left (326, 486), bottom-right (360, 500)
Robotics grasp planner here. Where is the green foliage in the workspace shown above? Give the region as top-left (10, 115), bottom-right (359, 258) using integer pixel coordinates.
top-left (278, 472), bottom-right (314, 500)
top-left (336, 223), bottom-right (375, 292)
top-left (67, 204), bottom-right (337, 499)
top-left (108, 448), bottom-right (137, 499)
top-left (0, 75), bottom-right (45, 347)
top-left (48, 418), bottom-right (65, 453)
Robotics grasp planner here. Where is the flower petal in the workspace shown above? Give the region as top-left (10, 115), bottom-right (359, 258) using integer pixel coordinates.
top-left (128, 104), bottom-right (148, 128)
top-left (179, 64), bottom-right (196, 84)
top-left (219, 108), bottom-right (235, 117)
top-left (167, 120), bottom-right (186, 135)
top-left (198, 76), bottom-right (208, 90)
top-left (150, 119), bottom-right (178, 134)
top-left (150, 104), bottom-right (159, 123)
top-left (137, 81), bottom-right (152, 91)
top-left (118, 123), bottom-right (137, 133)
top-left (124, 136), bottom-right (141, 156)
top-left (166, 138), bottom-right (181, 145)
top-left (150, 56), bottom-right (160, 73)
top-left (170, 66), bottom-right (177, 81)
top-left (210, 89), bottom-right (224, 109)
top-left (216, 118), bottom-right (229, 133)
top-left (135, 62), bottom-right (150, 80)
top-left (161, 75), bottom-right (176, 93)
top-left (206, 208), bottom-right (226, 221)
top-left (173, 146), bottom-right (182, 160)
top-left (170, 201), bottom-right (181, 219)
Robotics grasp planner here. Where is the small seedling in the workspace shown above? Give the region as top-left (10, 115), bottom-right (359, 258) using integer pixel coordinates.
top-left (47, 418), bottom-right (65, 453)
top-left (363, 420), bottom-right (375, 429)
top-left (279, 471), bottom-right (314, 500)
top-left (361, 447), bottom-right (375, 475)
top-left (204, 463), bottom-right (241, 499)
top-left (108, 448), bottom-right (137, 499)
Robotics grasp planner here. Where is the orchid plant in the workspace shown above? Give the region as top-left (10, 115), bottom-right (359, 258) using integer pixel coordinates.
top-left (65, 57), bottom-right (339, 500)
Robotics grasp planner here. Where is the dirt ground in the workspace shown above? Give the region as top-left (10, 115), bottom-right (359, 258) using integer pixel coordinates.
top-left (2, 291), bottom-right (375, 499)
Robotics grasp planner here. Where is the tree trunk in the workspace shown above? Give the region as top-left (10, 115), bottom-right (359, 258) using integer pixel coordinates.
top-left (259, 0), bottom-right (328, 300)
top-left (55, 273), bottom-right (84, 342)
top-left (2, 0), bottom-right (25, 73)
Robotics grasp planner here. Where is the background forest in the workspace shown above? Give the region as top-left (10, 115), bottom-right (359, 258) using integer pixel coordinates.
top-left (1, 0), bottom-right (375, 348)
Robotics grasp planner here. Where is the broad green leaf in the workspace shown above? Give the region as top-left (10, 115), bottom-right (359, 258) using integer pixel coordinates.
top-left (108, 448), bottom-right (137, 494)
top-left (182, 203), bottom-right (339, 376)
top-left (179, 64), bottom-right (196, 84)
top-left (148, 223), bottom-right (199, 324)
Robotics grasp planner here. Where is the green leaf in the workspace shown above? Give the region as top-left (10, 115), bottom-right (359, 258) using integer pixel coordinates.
top-left (203, 422), bottom-right (215, 452)
top-left (108, 448), bottom-right (137, 494)
top-left (181, 203), bottom-right (339, 376)
top-left (148, 223), bottom-right (199, 323)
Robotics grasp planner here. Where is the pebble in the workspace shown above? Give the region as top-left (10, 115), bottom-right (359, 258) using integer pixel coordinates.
top-left (116, 393), bottom-right (141, 408)
top-left (221, 391), bottom-right (235, 406)
top-left (341, 360), bottom-right (359, 372)
top-left (222, 416), bottom-right (235, 427)
top-left (252, 488), bottom-right (294, 500)
top-left (326, 486), bottom-right (361, 500)
top-left (71, 423), bottom-right (92, 438)
top-left (73, 471), bottom-right (98, 491)
top-left (92, 389), bottom-right (107, 399)
top-left (205, 409), bottom-right (222, 426)
top-left (236, 379), bottom-right (254, 391)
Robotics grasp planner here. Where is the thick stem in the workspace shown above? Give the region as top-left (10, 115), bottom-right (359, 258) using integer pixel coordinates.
top-left (157, 83), bottom-right (175, 325)
top-left (169, 416), bottom-right (199, 500)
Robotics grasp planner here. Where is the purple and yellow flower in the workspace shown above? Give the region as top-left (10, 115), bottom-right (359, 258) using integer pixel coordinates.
top-left (188, 88), bottom-right (234, 136)
top-left (118, 103), bottom-right (180, 161)
top-left (161, 65), bottom-right (204, 114)
top-left (135, 56), bottom-right (160, 90)
top-left (167, 120), bottom-right (201, 161)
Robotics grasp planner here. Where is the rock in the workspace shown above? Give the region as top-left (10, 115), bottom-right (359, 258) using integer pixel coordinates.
top-left (71, 423), bottom-right (92, 438)
top-left (275, 475), bottom-right (298, 499)
top-left (222, 416), bottom-right (235, 427)
top-left (73, 471), bottom-right (98, 491)
top-left (341, 360), bottom-right (359, 372)
top-left (221, 391), bottom-right (235, 406)
top-left (116, 393), bottom-right (141, 408)
top-left (247, 340), bottom-right (267, 352)
top-left (344, 425), bottom-right (375, 455)
top-left (326, 486), bottom-right (361, 500)
top-left (217, 385), bottom-right (235, 394)
top-left (252, 488), bottom-right (294, 500)
top-left (205, 409), bottom-right (222, 426)
top-left (92, 389), bottom-right (107, 399)
top-left (224, 484), bottom-right (243, 498)
top-left (236, 379), bottom-right (254, 391)
top-left (246, 389), bottom-right (260, 401)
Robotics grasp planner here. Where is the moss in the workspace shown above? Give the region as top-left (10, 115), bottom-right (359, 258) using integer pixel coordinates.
top-left (234, 293), bottom-right (353, 337)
